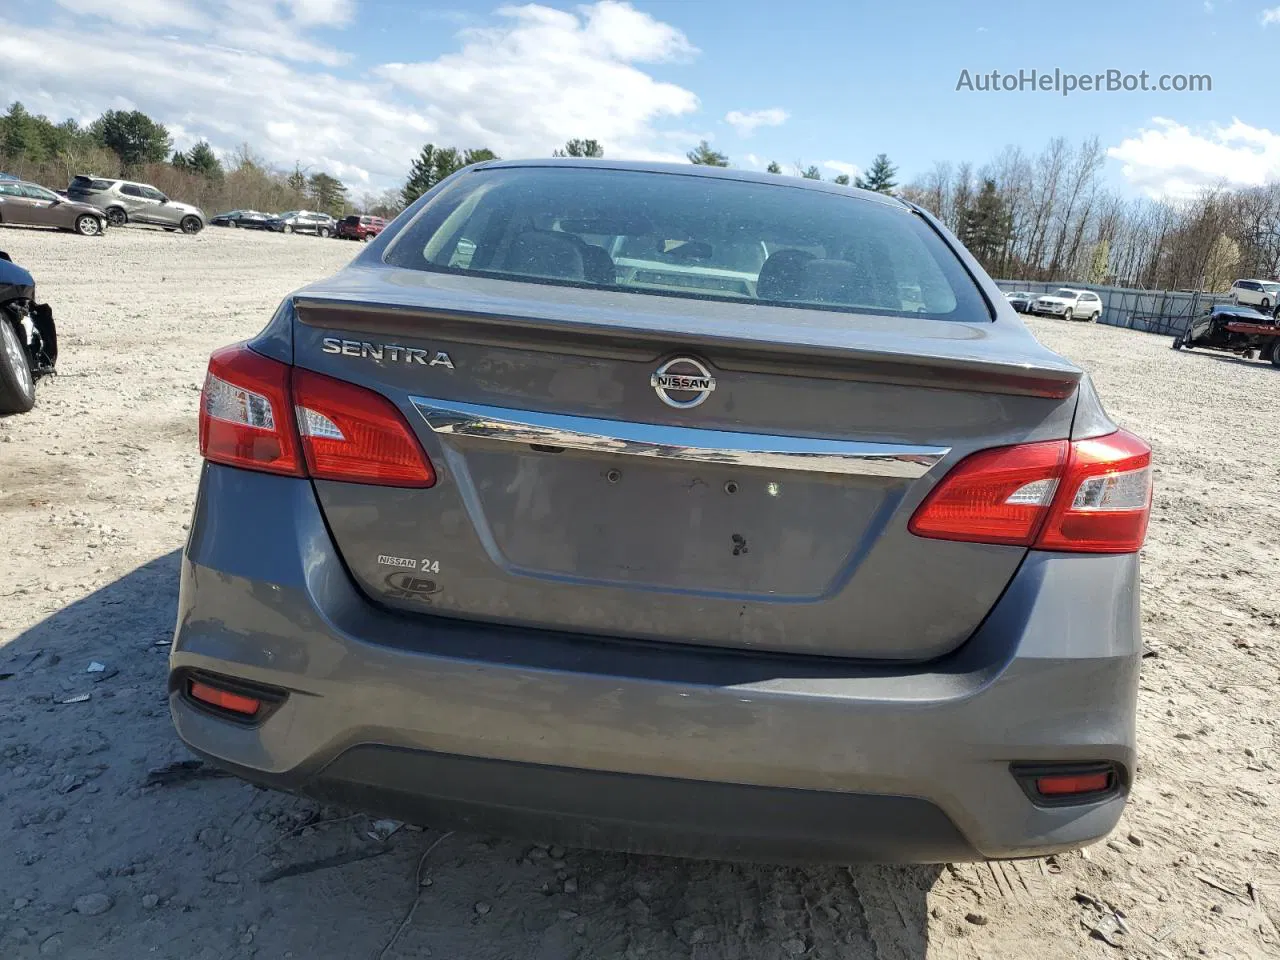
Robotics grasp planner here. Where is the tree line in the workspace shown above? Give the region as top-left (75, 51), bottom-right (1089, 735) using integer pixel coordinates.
top-left (4, 100), bottom-right (1271, 290)
top-left (0, 102), bottom-right (374, 218)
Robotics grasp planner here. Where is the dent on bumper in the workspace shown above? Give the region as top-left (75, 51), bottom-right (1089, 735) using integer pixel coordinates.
top-left (171, 465), bottom-right (1141, 860)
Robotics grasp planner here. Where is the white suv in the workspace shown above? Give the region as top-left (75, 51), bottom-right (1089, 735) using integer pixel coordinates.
top-left (1229, 279), bottom-right (1280, 311)
top-left (66, 176), bottom-right (206, 234)
top-left (1032, 288), bottom-right (1103, 322)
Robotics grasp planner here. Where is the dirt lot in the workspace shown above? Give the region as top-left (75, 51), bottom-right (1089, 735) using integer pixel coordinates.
top-left (1, 226), bottom-right (1277, 960)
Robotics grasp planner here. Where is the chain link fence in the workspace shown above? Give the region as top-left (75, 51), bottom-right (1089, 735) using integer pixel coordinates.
top-left (994, 280), bottom-right (1237, 337)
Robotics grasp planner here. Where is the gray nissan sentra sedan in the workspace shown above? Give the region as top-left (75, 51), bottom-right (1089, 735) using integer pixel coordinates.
top-left (171, 160), bottom-right (1151, 863)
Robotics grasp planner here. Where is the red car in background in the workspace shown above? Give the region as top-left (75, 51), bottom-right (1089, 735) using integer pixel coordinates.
top-left (336, 215), bottom-right (385, 241)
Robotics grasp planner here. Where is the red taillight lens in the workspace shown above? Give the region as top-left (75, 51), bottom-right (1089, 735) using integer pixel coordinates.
top-left (291, 368), bottom-right (435, 487)
top-left (910, 428), bottom-right (1151, 554)
top-left (200, 345), bottom-right (303, 476)
top-left (198, 343), bottom-right (434, 488)
top-left (1037, 430), bottom-right (1151, 553)
top-left (908, 440), bottom-right (1068, 546)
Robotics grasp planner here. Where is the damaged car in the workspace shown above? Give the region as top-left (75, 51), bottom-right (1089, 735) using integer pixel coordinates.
top-left (0, 251), bottom-right (57, 415)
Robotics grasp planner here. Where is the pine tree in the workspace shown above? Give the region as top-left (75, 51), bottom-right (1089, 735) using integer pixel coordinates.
top-left (183, 140), bottom-right (222, 179)
top-left (553, 139), bottom-right (604, 158)
top-left (854, 153), bottom-right (898, 194)
top-left (401, 144), bottom-right (440, 206)
top-left (463, 147), bottom-right (499, 166)
top-left (801, 165), bottom-right (821, 180)
top-left (957, 179), bottom-right (1011, 270)
top-left (287, 164), bottom-right (307, 196)
top-left (687, 140), bottom-right (729, 166)
top-left (307, 172), bottom-right (347, 217)
top-left (765, 160), bottom-right (782, 174)
top-left (833, 173), bottom-right (850, 186)
top-left (89, 109), bottom-right (171, 168)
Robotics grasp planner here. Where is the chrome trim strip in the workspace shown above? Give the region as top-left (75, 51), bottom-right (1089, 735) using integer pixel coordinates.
top-left (411, 396), bottom-right (948, 479)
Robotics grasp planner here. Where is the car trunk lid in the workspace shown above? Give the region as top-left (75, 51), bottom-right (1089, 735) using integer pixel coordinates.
top-left (292, 267), bottom-right (1080, 660)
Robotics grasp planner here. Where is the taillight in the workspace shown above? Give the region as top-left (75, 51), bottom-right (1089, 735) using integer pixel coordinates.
top-left (200, 345), bottom-right (303, 476)
top-left (198, 343), bottom-right (434, 487)
top-left (292, 368), bottom-right (435, 487)
top-left (909, 429), bottom-right (1151, 553)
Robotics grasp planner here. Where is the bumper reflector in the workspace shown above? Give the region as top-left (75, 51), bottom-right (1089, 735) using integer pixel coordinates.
top-left (189, 680), bottom-right (261, 717)
top-left (1036, 771), bottom-right (1111, 796)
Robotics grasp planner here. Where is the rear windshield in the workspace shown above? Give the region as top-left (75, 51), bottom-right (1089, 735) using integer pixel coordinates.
top-left (385, 167), bottom-right (990, 321)
top-left (70, 176), bottom-right (111, 192)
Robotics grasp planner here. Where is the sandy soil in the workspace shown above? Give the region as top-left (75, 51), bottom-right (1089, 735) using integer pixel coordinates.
top-left (1, 226), bottom-right (1277, 960)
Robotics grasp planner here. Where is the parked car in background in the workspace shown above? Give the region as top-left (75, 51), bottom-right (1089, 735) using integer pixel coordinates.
top-left (335, 214), bottom-right (385, 241)
top-left (173, 160), bottom-right (1151, 865)
top-left (1003, 291), bottom-right (1037, 314)
top-left (67, 176), bottom-right (205, 234)
top-left (211, 210), bottom-right (274, 230)
top-left (1033, 288), bottom-right (1102, 321)
top-left (269, 211), bottom-right (336, 236)
top-left (1229, 279), bottom-right (1280, 311)
top-left (0, 249), bottom-right (57, 415)
top-left (0, 180), bottom-right (108, 236)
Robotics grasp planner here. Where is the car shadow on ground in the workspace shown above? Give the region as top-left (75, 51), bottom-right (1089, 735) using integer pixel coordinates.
top-left (1177, 347), bottom-right (1278, 370)
top-left (1, 552), bottom-right (941, 959)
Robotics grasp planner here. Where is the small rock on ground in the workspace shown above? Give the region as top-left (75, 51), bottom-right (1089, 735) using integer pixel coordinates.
top-left (73, 893), bottom-right (112, 917)
top-left (965, 912), bottom-right (989, 926)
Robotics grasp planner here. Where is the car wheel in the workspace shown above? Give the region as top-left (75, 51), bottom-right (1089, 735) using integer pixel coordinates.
top-left (1090, 310), bottom-right (1100, 322)
top-left (0, 317), bottom-right (36, 415)
top-left (74, 215), bottom-right (102, 237)
top-left (1271, 340), bottom-right (1280, 367)
top-left (1172, 336), bottom-right (1183, 350)
top-left (283, 224), bottom-right (293, 234)
top-left (1064, 308), bottom-right (1074, 321)
top-left (319, 227), bottom-right (331, 238)
top-left (180, 216), bottom-right (203, 235)
top-left (105, 207), bottom-right (127, 227)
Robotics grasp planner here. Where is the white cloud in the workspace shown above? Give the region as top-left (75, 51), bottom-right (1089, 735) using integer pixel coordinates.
top-left (1261, 5), bottom-right (1280, 24)
top-left (377, 2), bottom-right (699, 160)
top-left (55, 0), bottom-right (204, 29)
top-left (823, 160), bottom-right (860, 179)
top-left (1107, 117), bottom-right (1280, 197)
top-left (0, 2), bottom-right (704, 191)
top-left (723, 108), bottom-right (788, 137)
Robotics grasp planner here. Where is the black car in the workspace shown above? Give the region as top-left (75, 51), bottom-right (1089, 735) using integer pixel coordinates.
top-left (1175, 304), bottom-right (1280, 366)
top-left (0, 250), bottom-right (57, 415)
top-left (210, 210), bottom-right (274, 229)
top-left (1003, 291), bottom-right (1037, 314)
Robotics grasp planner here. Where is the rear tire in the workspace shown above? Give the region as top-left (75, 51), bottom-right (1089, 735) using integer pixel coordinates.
top-left (1172, 336), bottom-right (1183, 350)
top-left (318, 227), bottom-right (331, 238)
top-left (283, 224), bottom-right (293, 234)
top-left (1064, 308), bottom-right (1074, 321)
top-left (180, 216), bottom-right (202, 235)
top-left (74, 215), bottom-right (102, 237)
top-left (105, 207), bottom-right (127, 227)
top-left (1270, 340), bottom-right (1280, 367)
top-left (0, 317), bottom-right (36, 415)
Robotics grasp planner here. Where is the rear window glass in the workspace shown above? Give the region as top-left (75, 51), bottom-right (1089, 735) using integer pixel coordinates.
top-left (70, 177), bottom-right (111, 191)
top-left (384, 167), bottom-right (989, 321)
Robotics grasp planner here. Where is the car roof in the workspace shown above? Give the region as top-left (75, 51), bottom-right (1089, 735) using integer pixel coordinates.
top-left (469, 158), bottom-right (909, 208)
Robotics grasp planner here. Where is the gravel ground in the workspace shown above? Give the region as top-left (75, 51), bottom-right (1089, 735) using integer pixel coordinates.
top-left (1, 226), bottom-right (1278, 960)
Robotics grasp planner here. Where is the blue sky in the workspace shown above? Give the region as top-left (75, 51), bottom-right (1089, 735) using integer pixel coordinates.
top-left (2, 0), bottom-right (1277, 198)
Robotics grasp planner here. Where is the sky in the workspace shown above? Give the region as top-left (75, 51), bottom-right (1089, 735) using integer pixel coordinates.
top-left (1, 0), bottom-right (1278, 200)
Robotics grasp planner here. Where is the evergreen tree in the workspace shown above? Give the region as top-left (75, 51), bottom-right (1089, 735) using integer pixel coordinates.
top-left (957, 178), bottom-right (1012, 269)
top-left (463, 147), bottom-right (499, 166)
top-left (307, 172), bottom-right (348, 216)
top-left (833, 173), bottom-right (851, 186)
top-left (287, 164), bottom-right (307, 196)
top-left (765, 160), bottom-right (782, 174)
top-left (553, 139), bottom-right (604, 158)
top-left (854, 153), bottom-right (898, 194)
top-left (801, 165), bottom-right (821, 180)
top-left (172, 140), bottom-right (222, 178)
top-left (687, 140), bottom-right (729, 166)
top-left (90, 109), bottom-right (171, 168)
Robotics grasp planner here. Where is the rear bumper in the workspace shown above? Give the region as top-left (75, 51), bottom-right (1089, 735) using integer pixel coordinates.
top-left (171, 465), bottom-right (1141, 863)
